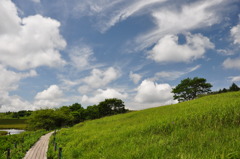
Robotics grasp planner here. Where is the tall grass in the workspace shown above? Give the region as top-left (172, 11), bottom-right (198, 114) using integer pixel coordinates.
top-left (0, 130), bottom-right (47, 159)
top-left (48, 92), bottom-right (240, 159)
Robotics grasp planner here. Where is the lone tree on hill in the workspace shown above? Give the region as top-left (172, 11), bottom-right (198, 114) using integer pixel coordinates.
top-left (172, 77), bottom-right (212, 102)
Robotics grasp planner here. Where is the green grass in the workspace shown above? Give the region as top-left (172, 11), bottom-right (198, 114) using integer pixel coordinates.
top-left (0, 119), bottom-right (27, 129)
top-left (0, 129), bottom-right (47, 159)
top-left (48, 92), bottom-right (240, 159)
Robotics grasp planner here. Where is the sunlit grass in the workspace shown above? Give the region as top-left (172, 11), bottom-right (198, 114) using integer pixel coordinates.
top-left (48, 92), bottom-right (240, 159)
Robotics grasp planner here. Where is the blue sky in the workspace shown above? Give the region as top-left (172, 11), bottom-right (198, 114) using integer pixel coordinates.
top-left (0, 0), bottom-right (240, 112)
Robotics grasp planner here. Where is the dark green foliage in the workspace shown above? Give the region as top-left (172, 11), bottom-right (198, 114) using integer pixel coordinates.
top-left (11, 110), bottom-right (32, 119)
top-left (98, 98), bottom-right (127, 117)
top-left (69, 103), bottom-right (82, 112)
top-left (27, 109), bottom-right (57, 130)
top-left (229, 83), bottom-right (240, 92)
top-left (172, 77), bottom-right (212, 102)
top-left (213, 83), bottom-right (240, 94)
top-left (0, 111), bottom-right (32, 119)
top-left (27, 99), bottom-right (127, 130)
top-left (85, 105), bottom-right (100, 120)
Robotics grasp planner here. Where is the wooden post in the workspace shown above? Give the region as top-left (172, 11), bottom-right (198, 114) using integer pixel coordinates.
top-left (6, 148), bottom-right (10, 159)
top-left (58, 147), bottom-right (62, 159)
top-left (54, 143), bottom-right (57, 151)
top-left (53, 136), bottom-right (56, 144)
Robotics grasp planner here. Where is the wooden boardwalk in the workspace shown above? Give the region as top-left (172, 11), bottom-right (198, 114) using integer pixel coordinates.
top-left (23, 131), bottom-right (54, 159)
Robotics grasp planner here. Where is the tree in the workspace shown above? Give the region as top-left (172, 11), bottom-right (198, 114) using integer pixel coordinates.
top-left (69, 103), bottom-right (82, 112)
top-left (85, 105), bottom-right (100, 120)
top-left (67, 103), bottom-right (86, 124)
top-left (27, 109), bottom-right (57, 130)
top-left (98, 98), bottom-right (127, 117)
top-left (172, 77), bottom-right (212, 102)
top-left (229, 83), bottom-right (240, 92)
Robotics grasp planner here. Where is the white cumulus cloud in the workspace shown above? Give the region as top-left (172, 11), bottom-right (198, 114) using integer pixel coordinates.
top-left (231, 24), bottom-right (240, 45)
top-left (83, 67), bottom-right (120, 88)
top-left (35, 85), bottom-right (63, 100)
top-left (0, 65), bottom-right (37, 112)
top-left (223, 58), bottom-right (240, 70)
top-left (0, 93), bottom-right (34, 112)
top-left (0, 65), bottom-right (37, 92)
top-left (135, 80), bottom-right (175, 105)
top-left (34, 85), bottom-right (65, 108)
top-left (148, 33), bottom-right (214, 63)
top-left (0, 0), bottom-right (66, 70)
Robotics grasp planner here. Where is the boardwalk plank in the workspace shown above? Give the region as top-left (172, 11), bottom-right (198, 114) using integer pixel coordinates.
top-left (24, 132), bottom-right (54, 159)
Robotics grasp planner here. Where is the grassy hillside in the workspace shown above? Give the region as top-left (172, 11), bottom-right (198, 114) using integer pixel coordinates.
top-left (48, 92), bottom-right (240, 159)
top-left (0, 119), bottom-right (27, 129)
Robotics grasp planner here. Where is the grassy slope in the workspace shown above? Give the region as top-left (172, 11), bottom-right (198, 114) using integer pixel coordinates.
top-left (0, 119), bottom-right (27, 129)
top-left (48, 92), bottom-right (240, 159)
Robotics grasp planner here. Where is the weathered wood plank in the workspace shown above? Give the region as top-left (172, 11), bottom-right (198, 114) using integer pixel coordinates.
top-left (24, 132), bottom-right (54, 159)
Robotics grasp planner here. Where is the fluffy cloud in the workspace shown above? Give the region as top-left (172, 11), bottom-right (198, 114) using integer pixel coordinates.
top-left (0, 0), bottom-right (66, 70)
top-left (83, 67), bottom-right (120, 88)
top-left (129, 71), bottom-right (142, 84)
top-left (0, 93), bottom-right (34, 112)
top-left (0, 64), bottom-right (37, 112)
top-left (223, 58), bottom-right (240, 70)
top-left (136, 0), bottom-right (227, 50)
top-left (231, 24), bottom-right (240, 44)
top-left (0, 65), bottom-right (37, 93)
top-left (34, 85), bottom-right (65, 108)
top-left (81, 88), bottom-right (128, 105)
top-left (151, 65), bottom-right (201, 81)
top-left (148, 33), bottom-right (214, 63)
top-left (35, 85), bottom-right (63, 100)
top-left (0, 0), bottom-right (21, 35)
top-left (135, 80), bottom-right (175, 105)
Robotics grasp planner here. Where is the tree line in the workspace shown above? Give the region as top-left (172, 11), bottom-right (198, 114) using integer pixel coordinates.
top-left (27, 98), bottom-right (128, 130)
